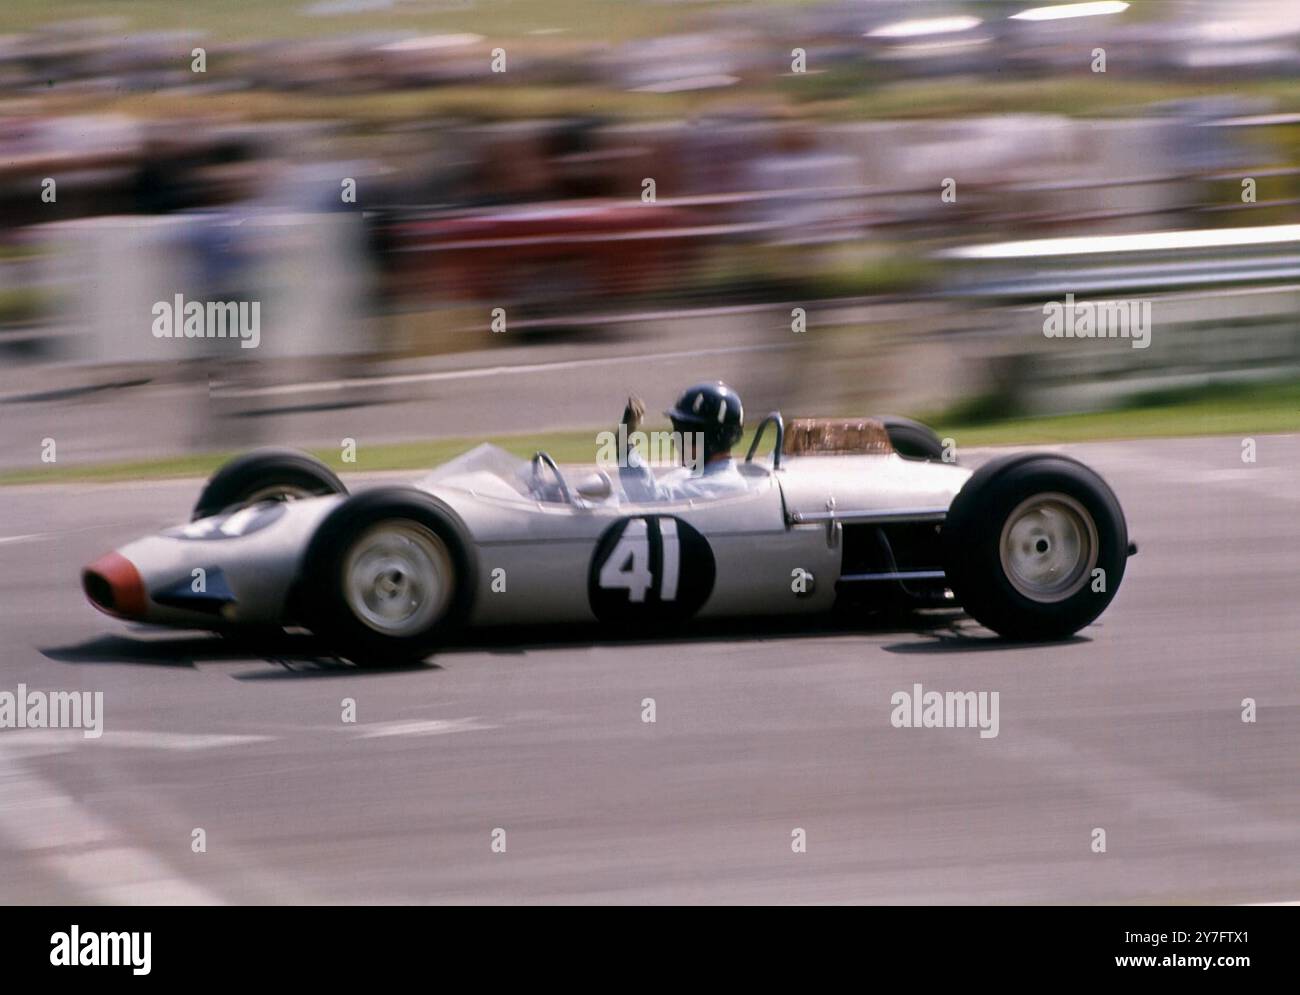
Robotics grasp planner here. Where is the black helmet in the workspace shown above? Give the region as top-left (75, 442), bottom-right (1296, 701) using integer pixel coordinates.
top-left (666, 381), bottom-right (744, 461)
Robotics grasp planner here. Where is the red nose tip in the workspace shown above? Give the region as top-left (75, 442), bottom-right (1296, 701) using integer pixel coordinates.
top-left (83, 552), bottom-right (147, 620)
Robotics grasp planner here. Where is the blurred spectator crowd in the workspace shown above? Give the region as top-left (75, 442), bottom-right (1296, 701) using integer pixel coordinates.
top-left (1, 1), bottom-right (1298, 416)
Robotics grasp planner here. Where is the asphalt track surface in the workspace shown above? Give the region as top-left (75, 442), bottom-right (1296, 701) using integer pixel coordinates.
top-left (0, 435), bottom-right (1297, 904)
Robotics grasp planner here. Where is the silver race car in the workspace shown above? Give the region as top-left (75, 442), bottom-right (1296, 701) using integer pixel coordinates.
top-left (82, 415), bottom-right (1134, 664)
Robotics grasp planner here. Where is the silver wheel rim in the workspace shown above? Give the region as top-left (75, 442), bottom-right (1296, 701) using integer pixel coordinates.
top-left (998, 492), bottom-right (1097, 603)
top-left (343, 522), bottom-right (453, 636)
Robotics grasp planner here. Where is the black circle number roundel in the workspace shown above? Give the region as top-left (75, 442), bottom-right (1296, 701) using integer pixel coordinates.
top-left (588, 516), bottom-right (715, 624)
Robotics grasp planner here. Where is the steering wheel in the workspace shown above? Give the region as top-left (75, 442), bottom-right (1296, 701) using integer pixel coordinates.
top-left (531, 451), bottom-right (575, 505)
top-left (745, 412), bottom-right (785, 470)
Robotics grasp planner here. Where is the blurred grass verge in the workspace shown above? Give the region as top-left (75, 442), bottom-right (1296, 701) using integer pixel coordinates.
top-left (3, 381), bottom-right (1296, 485)
top-left (930, 380), bottom-right (1300, 447)
top-left (0, 0), bottom-right (680, 42)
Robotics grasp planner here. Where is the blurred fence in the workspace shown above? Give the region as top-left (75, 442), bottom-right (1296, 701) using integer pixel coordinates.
top-left (1, 2), bottom-right (1299, 427)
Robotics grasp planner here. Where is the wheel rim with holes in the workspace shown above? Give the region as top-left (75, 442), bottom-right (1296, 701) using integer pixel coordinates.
top-left (997, 492), bottom-right (1098, 603)
top-left (342, 522), bottom-right (453, 636)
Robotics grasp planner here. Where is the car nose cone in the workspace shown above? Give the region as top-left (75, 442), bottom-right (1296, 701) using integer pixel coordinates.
top-left (82, 552), bottom-right (147, 620)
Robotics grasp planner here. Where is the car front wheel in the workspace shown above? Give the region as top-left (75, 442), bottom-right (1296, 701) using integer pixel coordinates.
top-left (299, 488), bottom-right (474, 666)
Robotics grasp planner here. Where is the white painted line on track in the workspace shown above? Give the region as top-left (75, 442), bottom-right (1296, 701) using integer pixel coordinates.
top-left (354, 717), bottom-right (496, 739)
top-left (213, 343), bottom-right (790, 400)
top-left (0, 745), bottom-right (224, 904)
top-left (0, 730), bottom-right (273, 753)
top-left (1014, 732), bottom-right (1299, 847)
top-left (1104, 451), bottom-right (1299, 505)
top-left (0, 533), bottom-right (48, 545)
top-left (0, 523), bottom-right (143, 542)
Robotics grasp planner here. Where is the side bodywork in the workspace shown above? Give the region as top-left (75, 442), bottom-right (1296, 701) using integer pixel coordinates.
top-left (84, 446), bottom-right (973, 631)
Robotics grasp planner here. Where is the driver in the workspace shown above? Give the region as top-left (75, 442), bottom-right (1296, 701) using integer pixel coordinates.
top-left (617, 381), bottom-right (750, 502)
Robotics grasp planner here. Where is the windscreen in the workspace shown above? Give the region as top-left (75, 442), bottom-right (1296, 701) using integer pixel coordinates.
top-left (415, 443), bottom-right (538, 498)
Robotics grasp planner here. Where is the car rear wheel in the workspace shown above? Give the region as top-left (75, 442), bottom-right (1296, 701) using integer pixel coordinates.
top-left (300, 488), bottom-right (474, 666)
top-left (941, 454), bottom-right (1128, 640)
top-left (193, 448), bottom-right (346, 521)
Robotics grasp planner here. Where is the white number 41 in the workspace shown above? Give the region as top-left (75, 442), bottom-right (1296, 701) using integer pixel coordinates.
top-left (598, 518), bottom-right (680, 603)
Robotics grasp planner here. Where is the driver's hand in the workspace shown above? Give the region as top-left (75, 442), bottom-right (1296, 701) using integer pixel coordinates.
top-left (621, 395), bottom-right (645, 433)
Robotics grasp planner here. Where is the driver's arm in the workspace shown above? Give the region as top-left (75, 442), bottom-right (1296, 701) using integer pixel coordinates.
top-left (616, 395), bottom-right (664, 502)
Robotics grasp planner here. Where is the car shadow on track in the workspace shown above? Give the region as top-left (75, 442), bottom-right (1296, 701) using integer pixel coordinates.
top-left (881, 632), bottom-right (1091, 654)
top-left (42, 609), bottom-right (1075, 675)
top-left (444, 608), bottom-right (967, 654)
top-left (39, 631), bottom-right (435, 676)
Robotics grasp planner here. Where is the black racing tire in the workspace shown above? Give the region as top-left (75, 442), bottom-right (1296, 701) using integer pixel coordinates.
top-left (299, 487), bottom-right (475, 666)
top-left (873, 415), bottom-right (947, 461)
top-left (193, 449), bottom-right (346, 521)
top-left (941, 453), bottom-right (1128, 641)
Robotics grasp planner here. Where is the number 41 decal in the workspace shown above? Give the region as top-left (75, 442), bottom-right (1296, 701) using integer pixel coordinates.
top-left (588, 516), bottom-right (714, 622)
top-left (598, 518), bottom-right (679, 602)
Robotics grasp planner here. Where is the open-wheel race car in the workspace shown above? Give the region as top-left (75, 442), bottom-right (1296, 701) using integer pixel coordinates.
top-left (83, 414), bottom-right (1135, 665)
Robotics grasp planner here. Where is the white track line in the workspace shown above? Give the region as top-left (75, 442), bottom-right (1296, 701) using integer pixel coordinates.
top-left (0, 533), bottom-right (48, 546)
top-left (1090, 448), bottom-right (1299, 505)
top-left (213, 343), bottom-right (790, 400)
top-left (354, 717), bottom-right (496, 739)
top-left (0, 523), bottom-right (142, 542)
top-left (0, 748), bottom-right (224, 904)
top-left (0, 730), bottom-right (274, 903)
top-left (0, 730), bottom-right (272, 752)
top-left (1013, 731), bottom-right (1299, 847)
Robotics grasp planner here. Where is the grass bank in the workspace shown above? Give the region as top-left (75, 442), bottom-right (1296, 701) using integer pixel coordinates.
top-left (3, 381), bottom-right (1295, 485)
